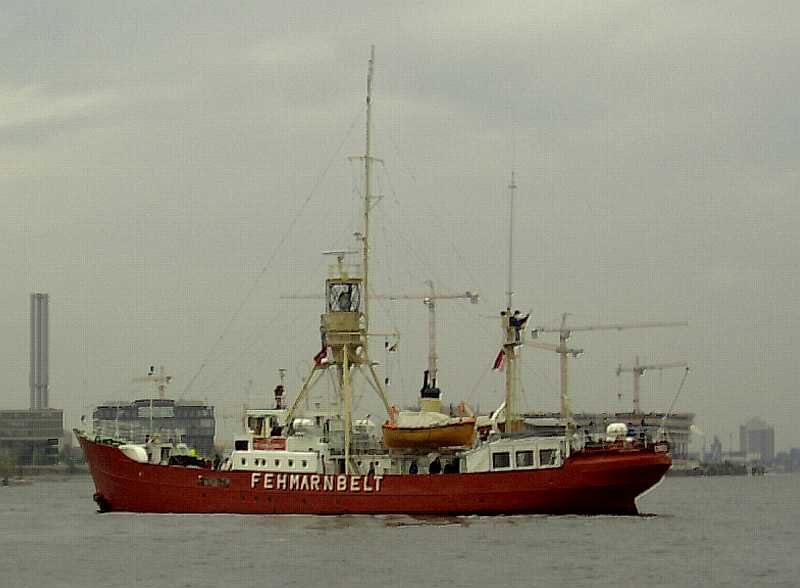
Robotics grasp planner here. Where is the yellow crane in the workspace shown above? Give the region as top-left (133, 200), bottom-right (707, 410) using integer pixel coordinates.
top-left (377, 280), bottom-right (479, 390)
top-left (616, 357), bottom-right (689, 415)
top-left (529, 314), bottom-right (687, 429)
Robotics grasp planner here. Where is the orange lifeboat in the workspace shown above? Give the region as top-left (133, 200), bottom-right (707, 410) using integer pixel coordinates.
top-left (382, 416), bottom-right (476, 449)
top-left (383, 371), bottom-right (477, 449)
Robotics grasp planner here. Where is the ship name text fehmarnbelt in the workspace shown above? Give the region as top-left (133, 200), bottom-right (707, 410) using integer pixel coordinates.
top-left (249, 472), bottom-right (384, 492)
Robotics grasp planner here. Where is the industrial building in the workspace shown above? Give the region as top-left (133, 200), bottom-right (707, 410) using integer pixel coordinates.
top-left (30, 293), bottom-right (49, 410)
top-left (0, 294), bottom-right (64, 465)
top-left (92, 398), bottom-right (216, 457)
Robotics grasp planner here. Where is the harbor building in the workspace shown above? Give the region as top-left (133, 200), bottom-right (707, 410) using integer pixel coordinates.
top-left (92, 398), bottom-right (216, 457)
top-left (739, 417), bottom-right (775, 463)
top-left (0, 409), bottom-right (64, 465)
top-left (521, 411), bottom-right (694, 460)
top-left (0, 293), bottom-right (64, 465)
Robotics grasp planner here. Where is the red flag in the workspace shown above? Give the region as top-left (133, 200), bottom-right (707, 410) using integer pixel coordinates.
top-left (492, 349), bottom-right (505, 370)
top-left (313, 346), bottom-right (331, 366)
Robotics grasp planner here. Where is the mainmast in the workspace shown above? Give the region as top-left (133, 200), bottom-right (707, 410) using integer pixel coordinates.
top-left (506, 170), bottom-right (516, 309)
top-left (502, 170), bottom-right (521, 433)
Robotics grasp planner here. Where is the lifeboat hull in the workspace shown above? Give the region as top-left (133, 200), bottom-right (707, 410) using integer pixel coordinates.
top-left (382, 419), bottom-right (476, 449)
top-left (77, 432), bottom-right (671, 516)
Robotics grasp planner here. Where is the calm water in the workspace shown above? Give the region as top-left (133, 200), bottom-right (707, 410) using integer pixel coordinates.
top-left (2, 475), bottom-right (798, 587)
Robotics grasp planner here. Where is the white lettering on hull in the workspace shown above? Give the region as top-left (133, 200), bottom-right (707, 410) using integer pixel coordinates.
top-left (250, 472), bottom-right (262, 488)
top-left (251, 473), bottom-right (385, 493)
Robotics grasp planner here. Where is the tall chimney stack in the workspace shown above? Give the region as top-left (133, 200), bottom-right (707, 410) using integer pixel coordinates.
top-left (30, 293), bottom-right (49, 410)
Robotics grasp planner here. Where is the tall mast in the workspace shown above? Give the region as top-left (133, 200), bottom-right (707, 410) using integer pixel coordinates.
top-left (283, 47), bottom-right (393, 476)
top-left (362, 45), bottom-right (375, 345)
top-left (506, 170), bottom-right (516, 309)
top-left (502, 170), bottom-right (520, 433)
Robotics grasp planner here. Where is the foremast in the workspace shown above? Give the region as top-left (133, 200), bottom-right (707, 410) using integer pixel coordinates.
top-left (284, 46), bottom-right (391, 474)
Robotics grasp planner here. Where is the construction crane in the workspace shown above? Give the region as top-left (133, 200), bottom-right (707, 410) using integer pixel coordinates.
top-left (377, 281), bottom-right (479, 389)
top-left (529, 314), bottom-right (688, 428)
top-left (616, 356), bottom-right (689, 415)
top-left (523, 337), bottom-right (584, 431)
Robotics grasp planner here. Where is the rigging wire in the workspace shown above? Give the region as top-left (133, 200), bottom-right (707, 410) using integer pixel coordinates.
top-left (189, 253), bottom-right (331, 399)
top-left (182, 107), bottom-right (365, 396)
top-left (382, 139), bottom-right (485, 293)
top-left (657, 367), bottom-right (691, 440)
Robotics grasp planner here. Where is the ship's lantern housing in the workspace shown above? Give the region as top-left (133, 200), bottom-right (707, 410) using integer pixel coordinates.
top-left (322, 277), bottom-right (363, 351)
top-left (327, 280), bottom-right (361, 313)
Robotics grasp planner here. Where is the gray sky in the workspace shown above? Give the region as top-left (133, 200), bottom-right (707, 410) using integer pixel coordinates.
top-left (2, 2), bottom-right (799, 450)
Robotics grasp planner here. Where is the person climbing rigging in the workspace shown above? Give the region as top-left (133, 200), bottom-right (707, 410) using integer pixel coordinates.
top-left (509, 310), bottom-right (530, 343)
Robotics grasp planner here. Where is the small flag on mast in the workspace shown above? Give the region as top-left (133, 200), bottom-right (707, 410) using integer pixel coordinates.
top-left (492, 349), bottom-right (505, 371)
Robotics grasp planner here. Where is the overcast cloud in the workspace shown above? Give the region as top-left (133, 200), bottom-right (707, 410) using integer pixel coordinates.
top-left (2, 2), bottom-right (799, 450)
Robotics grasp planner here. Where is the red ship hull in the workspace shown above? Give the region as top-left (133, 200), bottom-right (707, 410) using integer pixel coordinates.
top-left (77, 434), bottom-right (671, 516)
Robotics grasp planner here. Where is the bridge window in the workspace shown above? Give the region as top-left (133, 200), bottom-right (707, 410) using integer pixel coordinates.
top-left (539, 449), bottom-right (558, 466)
top-left (492, 452), bottom-right (510, 469)
top-left (515, 450), bottom-right (534, 467)
top-left (234, 440), bottom-right (248, 451)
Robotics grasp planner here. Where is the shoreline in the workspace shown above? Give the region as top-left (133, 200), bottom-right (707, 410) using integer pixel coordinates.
top-left (3, 464), bottom-right (89, 481)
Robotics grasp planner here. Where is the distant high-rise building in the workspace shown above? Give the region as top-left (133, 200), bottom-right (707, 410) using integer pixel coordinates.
top-left (29, 293), bottom-right (49, 410)
top-left (739, 417), bottom-right (775, 463)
